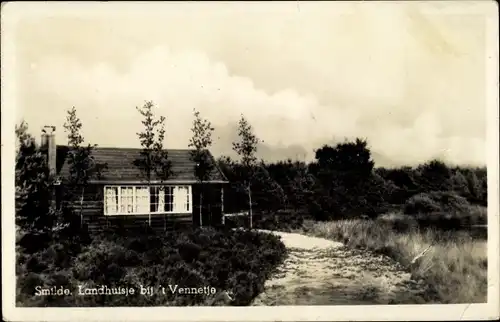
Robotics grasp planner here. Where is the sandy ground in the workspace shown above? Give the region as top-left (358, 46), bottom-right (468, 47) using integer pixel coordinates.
top-left (251, 230), bottom-right (433, 305)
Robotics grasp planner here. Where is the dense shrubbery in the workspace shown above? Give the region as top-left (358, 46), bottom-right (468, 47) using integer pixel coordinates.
top-left (16, 227), bottom-right (287, 307)
top-left (402, 191), bottom-right (487, 229)
top-left (404, 191), bottom-right (470, 215)
top-left (404, 193), bottom-right (442, 215)
top-left (219, 138), bottom-right (487, 231)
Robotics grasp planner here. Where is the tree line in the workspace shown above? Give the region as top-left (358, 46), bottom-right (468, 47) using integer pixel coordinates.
top-left (219, 140), bottom-right (487, 223)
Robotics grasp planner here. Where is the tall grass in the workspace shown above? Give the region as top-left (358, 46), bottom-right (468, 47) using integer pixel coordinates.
top-left (307, 216), bottom-right (487, 304)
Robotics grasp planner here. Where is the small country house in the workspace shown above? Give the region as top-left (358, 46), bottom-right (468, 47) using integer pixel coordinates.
top-left (40, 126), bottom-right (229, 232)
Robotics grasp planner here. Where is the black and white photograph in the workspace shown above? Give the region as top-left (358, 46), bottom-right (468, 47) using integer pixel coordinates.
top-left (2, 1), bottom-right (499, 321)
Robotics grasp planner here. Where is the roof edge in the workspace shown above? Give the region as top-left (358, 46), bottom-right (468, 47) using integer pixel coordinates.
top-left (85, 179), bottom-right (229, 185)
top-left (56, 145), bottom-right (198, 152)
top-left (207, 151), bottom-right (229, 182)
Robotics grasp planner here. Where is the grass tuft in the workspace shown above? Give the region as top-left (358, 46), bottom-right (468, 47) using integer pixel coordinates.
top-left (307, 216), bottom-right (487, 304)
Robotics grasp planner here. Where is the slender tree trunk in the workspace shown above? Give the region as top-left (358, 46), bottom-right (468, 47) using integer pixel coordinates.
top-left (248, 185), bottom-right (253, 229)
top-left (209, 204), bottom-right (212, 226)
top-left (79, 186), bottom-right (86, 228)
top-left (148, 174), bottom-right (152, 227)
top-left (148, 183), bottom-right (151, 227)
top-left (147, 162), bottom-right (151, 227)
top-left (200, 192), bottom-right (203, 227)
top-left (221, 185), bottom-right (225, 225)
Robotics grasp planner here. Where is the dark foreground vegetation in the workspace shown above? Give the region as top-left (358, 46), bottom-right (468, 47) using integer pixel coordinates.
top-left (15, 119), bottom-right (287, 307)
top-left (16, 226), bottom-right (286, 306)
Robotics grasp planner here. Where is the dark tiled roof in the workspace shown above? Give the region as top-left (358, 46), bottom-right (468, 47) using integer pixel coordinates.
top-left (57, 146), bottom-right (228, 183)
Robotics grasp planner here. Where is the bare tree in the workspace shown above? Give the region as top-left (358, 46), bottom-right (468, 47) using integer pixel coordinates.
top-left (135, 101), bottom-right (172, 226)
top-left (232, 115), bottom-right (260, 229)
top-left (189, 109), bottom-right (215, 227)
top-left (64, 107), bottom-right (106, 227)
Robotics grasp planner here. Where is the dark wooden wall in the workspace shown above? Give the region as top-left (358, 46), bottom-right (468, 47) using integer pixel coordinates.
top-left (58, 184), bottom-right (103, 216)
top-left (58, 183), bottom-right (226, 232)
top-left (81, 214), bottom-right (192, 233)
top-left (192, 183), bottom-right (224, 227)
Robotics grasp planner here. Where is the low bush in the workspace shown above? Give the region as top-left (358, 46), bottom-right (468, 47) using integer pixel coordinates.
top-left (404, 191), bottom-right (470, 215)
top-left (404, 193), bottom-right (441, 215)
top-left (403, 192), bottom-right (487, 229)
top-left (16, 227), bottom-right (287, 307)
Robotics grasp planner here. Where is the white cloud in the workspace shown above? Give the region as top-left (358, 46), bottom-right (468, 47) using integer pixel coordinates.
top-left (16, 4), bottom-right (488, 166)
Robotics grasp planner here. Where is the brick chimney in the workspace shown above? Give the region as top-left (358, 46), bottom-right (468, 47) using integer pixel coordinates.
top-left (41, 125), bottom-right (56, 177)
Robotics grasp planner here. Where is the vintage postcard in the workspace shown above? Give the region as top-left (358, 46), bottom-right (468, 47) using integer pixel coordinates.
top-left (2, 1), bottom-right (499, 321)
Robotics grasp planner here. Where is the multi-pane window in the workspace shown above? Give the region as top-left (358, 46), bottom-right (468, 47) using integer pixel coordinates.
top-left (149, 186), bottom-right (167, 213)
top-left (120, 187), bottom-right (134, 213)
top-left (105, 187), bottom-right (119, 215)
top-left (136, 187), bottom-right (149, 213)
top-left (165, 187), bottom-right (174, 212)
top-left (104, 185), bottom-right (192, 215)
top-left (175, 186), bottom-right (190, 213)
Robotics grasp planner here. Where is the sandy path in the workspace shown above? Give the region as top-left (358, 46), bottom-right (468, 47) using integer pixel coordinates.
top-left (252, 230), bottom-right (433, 305)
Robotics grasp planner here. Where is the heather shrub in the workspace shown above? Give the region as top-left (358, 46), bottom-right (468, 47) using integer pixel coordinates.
top-left (18, 272), bottom-right (44, 296)
top-left (404, 193), bottom-right (441, 215)
top-left (229, 271), bottom-right (262, 306)
top-left (405, 191), bottom-right (471, 214)
top-left (427, 191), bottom-right (470, 213)
top-left (177, 242), bottom-right (202, 262)
top-left (403, 191), bottom-right (483, 229)
top-left (17, 227), bottom-right (286, 307)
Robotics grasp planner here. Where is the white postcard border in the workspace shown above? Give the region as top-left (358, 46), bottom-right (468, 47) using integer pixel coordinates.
top-left (2, 1), bottom-right (499, 321)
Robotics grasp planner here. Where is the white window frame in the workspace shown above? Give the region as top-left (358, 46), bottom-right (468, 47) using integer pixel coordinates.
top-left (104, 185), bottom-right (192, 216)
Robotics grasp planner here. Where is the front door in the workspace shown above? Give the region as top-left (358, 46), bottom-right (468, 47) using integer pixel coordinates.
top-left (200, 185), bottom-right (213, 226)
top-left (192, 184), bottom-right (222, 227)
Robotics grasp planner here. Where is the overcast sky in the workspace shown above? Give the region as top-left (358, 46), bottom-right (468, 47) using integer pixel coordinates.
top-left (11, 1), bottom-right (493, 167)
